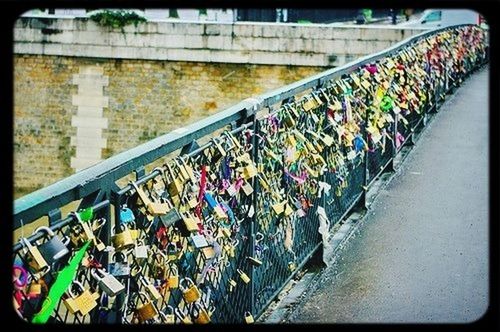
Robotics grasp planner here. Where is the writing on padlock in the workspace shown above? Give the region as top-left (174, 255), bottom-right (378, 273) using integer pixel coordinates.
top-left (63, 281), bottom-right (100, 316)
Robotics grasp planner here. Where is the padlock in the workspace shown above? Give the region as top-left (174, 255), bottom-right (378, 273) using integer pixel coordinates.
top-left (140, 276), bottom-right (162, 301)
top-left (130, 180), bottom-right (170, 216)
top-left (166, 243), bottom-right (182, 262)
top-left (175, 307), bottom-right (193, 324)
top-left (109, 252), bottom-right (130, 277)
top-left (111, 223), bottom-right (135, 251)
top-left (160, 305), bottom-right (176, 324)
top-left (237, 269), bottom-right (250, 284)
top-left (159, 203), bottom-right (182, 228)
top-left (63, 281), bottom-right (100, 316)
top-left (165, 163), bottom-right (183, 198)
top-left (247, 256), bottom-right (263, 267)
top-left (180, 277), bottom-right (201, 303)
top-left (201, 246), bottom-right (216, 259)
top-left (173, 159), bottom-right (190, 184)
top-left (151, 251), bottom-right (168, 279)
top-left (20, 237), bottom-right (50, 276)
top-left (33, 226), bottom-right (70, 266)
top-left (135, 291), bottom-right (159, 322)
top-left (120, 205), bottom-right (135, 224)
top-left (228, 279), bottom-right (237, 292)
top-left (284, 203), bottom-right (294, 217)
top-left (134, 240), bottom-right (149, 259)
top-left (288, 261), bottom-right (297, 272)
top-left (91, 268), bottom-right (125, 297)
top-left (244, 311), bottom-right (254, 324)
top-left (242, 163), bottom-right (258, 180)
top-left (166, 262), bottom-right (179, 289)
top-left (192, 302), bottom-right (213, 324)
top-left (191, 233), bottom-right (209, 249)
top-left (181, 212), bottom-right (200, 232)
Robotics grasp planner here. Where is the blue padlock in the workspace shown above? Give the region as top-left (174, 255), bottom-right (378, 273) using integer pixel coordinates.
top-left (120, 206), bottom-right (135, 224)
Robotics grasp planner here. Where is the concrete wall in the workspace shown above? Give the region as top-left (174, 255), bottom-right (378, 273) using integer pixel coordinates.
top-left (14, 16), bottom-right (425, 67)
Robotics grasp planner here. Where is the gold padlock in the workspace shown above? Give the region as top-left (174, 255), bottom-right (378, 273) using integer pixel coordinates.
top-left (244, 311), bottom-right (254, 324)
top-left (193, 302), bottom-right (214, 324)
top-left (111, 224), bottom-right (135, 251)
top-left (165, 163), bottom-right (183, 197)
top-left (180, 278), bottom-right (201, 303)
top-left (237, 269), bottom-right (250, 284)
top-left (228, 279), bottom-right (237, 292)
top-left (63, 281), bottom-right (99, 316)
top-left (242, 163), bottom-right (258, 180)
top-left (182, 212), bottom-right (200, 232)
top-left (166, 263), bottom-right (179, 289)
top-left (130, 180), bottom-right (170, 216)
top-left (135, 291), bottom-right (159, 323)
top-left (20, 237), bottom-right (49, 276)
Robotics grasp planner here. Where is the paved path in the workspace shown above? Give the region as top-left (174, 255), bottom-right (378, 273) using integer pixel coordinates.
top-left (289, 67), bottom-right (489, 323)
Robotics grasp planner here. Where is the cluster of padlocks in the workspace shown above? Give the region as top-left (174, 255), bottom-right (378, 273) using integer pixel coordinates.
top-left (13, 25), bottom-right (487, 324)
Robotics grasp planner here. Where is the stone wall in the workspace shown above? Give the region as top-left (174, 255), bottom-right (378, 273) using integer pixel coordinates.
top-left (14, 54), bottom-right (322, 195)
top-left (14, 16), bottom-right (426, 67)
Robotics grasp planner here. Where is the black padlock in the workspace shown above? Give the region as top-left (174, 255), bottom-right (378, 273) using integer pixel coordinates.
top-left (33, 226), bottom-right (70, 266)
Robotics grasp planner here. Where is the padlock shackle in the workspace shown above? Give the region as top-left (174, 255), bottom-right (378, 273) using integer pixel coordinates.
top-left (33, 226), bottom-right (56, 237)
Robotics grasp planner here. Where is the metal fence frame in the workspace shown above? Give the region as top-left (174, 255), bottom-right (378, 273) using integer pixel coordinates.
top-left (13, 24), bottom-right (487, 323)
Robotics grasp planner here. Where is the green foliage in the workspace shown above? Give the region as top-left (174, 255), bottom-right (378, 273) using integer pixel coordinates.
top-left (89, 9), bottom-right (146, 29)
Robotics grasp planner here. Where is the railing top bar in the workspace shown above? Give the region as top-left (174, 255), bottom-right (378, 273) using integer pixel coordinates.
top-left (13, 24), bottom-right (475, 225)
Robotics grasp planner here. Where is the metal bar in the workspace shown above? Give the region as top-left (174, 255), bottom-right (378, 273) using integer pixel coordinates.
top-left (13, 199), bottom-right (110, 252)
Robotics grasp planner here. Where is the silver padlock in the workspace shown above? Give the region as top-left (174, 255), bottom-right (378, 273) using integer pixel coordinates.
top-left (108, 252), bottom-right (130, 277)
top-left (134, 240), bottom-right (149, 259)
top-left (91, 268), bottom-right (125, 297)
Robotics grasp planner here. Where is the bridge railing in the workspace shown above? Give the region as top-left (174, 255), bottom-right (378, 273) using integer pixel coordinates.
top-left (12, 24), bottom-right (487, 324)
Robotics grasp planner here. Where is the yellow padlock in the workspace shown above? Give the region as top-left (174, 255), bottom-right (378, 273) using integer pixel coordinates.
top-left (237, 269), bottom-right (250, 284)
top-left (166, 263), bottom-right (179, 289)
top-left (244, 311), bottom-right (255, 324)
top-left (180, 278), bottom-right (201, 303)
top-left (135, 291), bottom-right (158, 322)
top-left (193, 302), bottom-right (214, 324)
